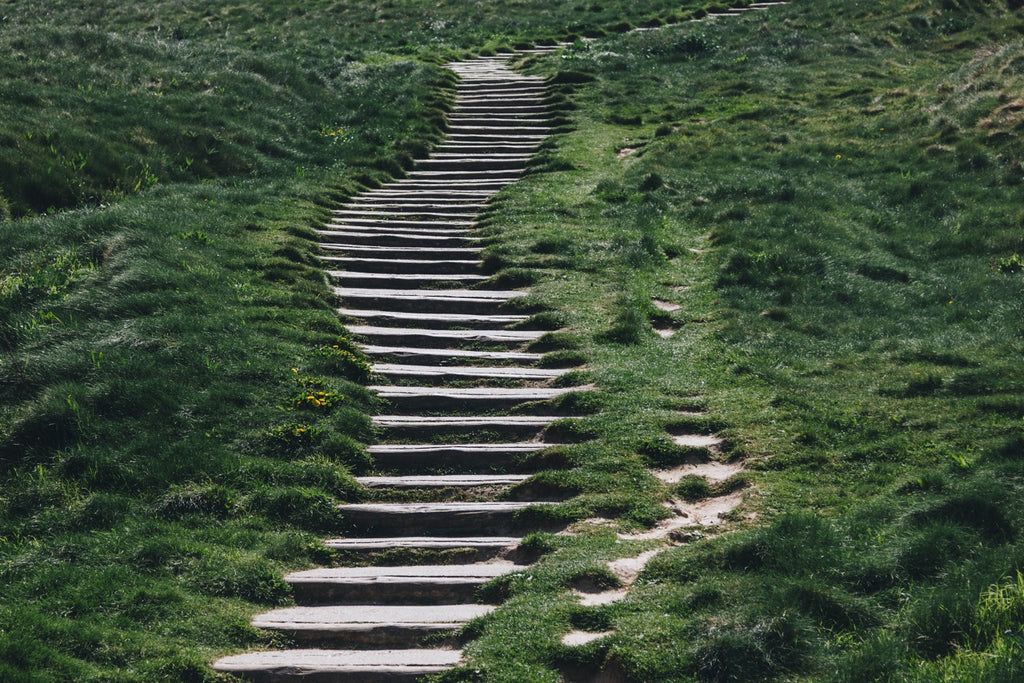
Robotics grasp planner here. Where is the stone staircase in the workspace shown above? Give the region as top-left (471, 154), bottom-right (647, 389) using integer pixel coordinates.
top-left (214, 48), bottom-right (577, 681)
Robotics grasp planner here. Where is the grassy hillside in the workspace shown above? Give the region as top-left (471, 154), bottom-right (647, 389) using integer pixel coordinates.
top-left (2, 0), bottom-right (1024, 681)
top-left (453, 1), bottom-right (1024, 680)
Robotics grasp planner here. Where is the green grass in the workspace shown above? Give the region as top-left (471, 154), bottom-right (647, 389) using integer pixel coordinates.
top-left (4, 0), bottom-right (1024, 680)
top-left (440, 0), bottom-right (1024, 680)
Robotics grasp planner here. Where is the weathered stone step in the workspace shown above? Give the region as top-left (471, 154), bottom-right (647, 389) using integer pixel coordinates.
top-left (332, 208), bottom-right (481, 219)
top-left (372, 414), bottom-right (559, 438)
top-left (327, 271), bottom-right (488, 289)
top-left (349, 325), bottom-right (542, 347)
top-left (446, 115), bottom-right (551, 126)
top-left (213, 648), bottom-right (463, 682)
top-left (455, 79), bottom-right (547, 87)
top-left (356, 474), bottom-right (530, 488)
top-left (340, 311), bottom-right (529, 331)
top-left (323, 245), bottom-right (482, 260)
top-left (325, 536), bottom-right (520, 557)
top-left (383, 178), bottom-right (517, 190)
top-left (435, 140), bottom-right (540, 149)
top-left (371, 363), bottom-right (567, 381)
top-left (251, 604), bottom-right (493, 647)
top-left (365, 442), bottom-right (553, 471)
top-left (369, 385), bottom-right (577, 411)
top-left (334, 288), bottom-right (525, 315)
top-left (361, 345), bottom-right (542, 363)
top-left (339, 501), bottom-right (555, 536)
top-left (323, 218), bottom-right (474, 230)
top-left (414, 158), bottom-right (530, 172)
top-left (286, 562), bottom-right (523, 605)
top-left (427, 152), bottom-right (533, 160)
top-left (321, 231), bottom-right (474, 248)
top-left (361, 188), bottom-right (499, 198)
top-left (454, 103), bottom-right (549, 112)
top-left (320, 257), bottom-right (482, 275)
top-left (446, 125), bottom-right (552, 136)
top-left (338, 200), bottom-right (487, 210)
top-left (445, 133), bottom-right (546, 145)
top-left (404, 169), bottom-right (523, 181)
top-left (454, 87), bottom-right (548, 96)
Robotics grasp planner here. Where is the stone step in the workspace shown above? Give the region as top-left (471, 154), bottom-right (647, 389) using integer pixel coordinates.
top-left (323, 245), bottom-right (482, 260)
top-left (355, 474), bottom-right (530, 488)
top-left (339, 501), bottom-right (555, 536)
top-left (321, 231), bottom-right (475, 248)
top-left (250, 604), bottom-right (493, 647)
top-left (320, 257), bottom-right (482, 275)
top-left (414, 158), bottom-right (530, 172)
top-left (213, 649), bottom-right (463, 682)
top-left (337, 202), bottom-right (487, 212)
top-left (323, 218), bottom-right (475, 229)
top-left (446, 116), bottom-right (551, 126)
top-left (404, 169), bottom-right (523, 181)
top-left (286, 562), bottom-right (524, 605)
top-left (445, 133), bottom-right (546, 145)
top-left (369, 385), bottom-right (576, 411)
top-left (361, 345), bottom-right (542, 363)
top-left (371, 363), bottom-right (567, 381)
top-left (446, 125), bottom-right (552, 136)
top-left (372, 414), bottom-right (559, 438)
top-left (340, 312), bottom-right (530, 332)
top-left (334, 288), bottom-right (525, 315)
top-left (454, 82), bottom-right (547, 91)
top-left (327, 271), bottom-right (489, 289)
top-left (434, 142), bottom-right (541, 153)
top-left (346, 325), bottom-right (540, 348)
top-left (365, 442), bottom-right (554, 471)
top-left (454, 104), bottom-right (549, 112)
top-left (382, 178), bottom-right (516, 190)
top-left (332, 208), bottom-right (481, 219)
top-left (325, 536), bottom-right (520, 558)
top-left (361, 188), bottom-right (499, 198)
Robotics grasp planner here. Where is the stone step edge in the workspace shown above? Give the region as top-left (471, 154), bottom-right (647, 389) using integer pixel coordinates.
top-left (212, 649), bottom-right (463, 678)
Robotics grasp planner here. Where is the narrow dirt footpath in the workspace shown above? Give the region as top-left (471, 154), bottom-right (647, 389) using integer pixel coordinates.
top-left (214, 48), bottom-right (579, 681)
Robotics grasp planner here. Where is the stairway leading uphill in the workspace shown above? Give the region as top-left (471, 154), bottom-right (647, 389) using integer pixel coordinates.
top-left (213, 47), bottom-right (581, 681)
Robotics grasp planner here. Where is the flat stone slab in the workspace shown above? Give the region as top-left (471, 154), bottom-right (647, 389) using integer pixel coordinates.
top-left (324, 246), bottom-right (483, 259)
top-left (355, 474), bottom-right (530, 488)
top-left (371, 363), bottom-right (567, 380)
top-left (336, 288), bottom-right (527, 315)
top-left (372, 415), bottom-right (558, 428)
top-left (320, 258), bottom-right (482, 275)
top-left (251, 604), bottom-right (493, 644)
top-left (338, 502), bottom-right (554, 536)
top-left (328, 271), bottom-right (489, 286)
top-left (212, 649), bottom-right (463, 681)
top-left (370, 385), bottom-right (574, 398)
top-left (361, 345), bottom-right (543, 362)
top-left (369, 385), bottom-right (576, 409)
top-left (324, 218), bottom-right (476, 229)
top-left (287, 563), bottom-right (522, 582)
top-left (337, 287), bottom-right (525, 300)
top-left (321, 231), bottom-right (475, 248)
top-left (324, 537), bottom-right (520, 552)
top-left (366, 442), bottom-right (556, 470)
top-left (285, 563), bottom-right (524, 605)
top-left (348, 325), bottom-right (543, 345)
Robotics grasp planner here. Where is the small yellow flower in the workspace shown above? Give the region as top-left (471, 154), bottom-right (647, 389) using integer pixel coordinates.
top-left (835, 154), bottom-right (842, 159)
top-left (291, 367), bottom-right (298, 373)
